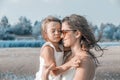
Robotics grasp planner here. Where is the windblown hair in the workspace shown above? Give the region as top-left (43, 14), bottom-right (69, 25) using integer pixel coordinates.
top-left (62, 14), bottom-right (104, 65)
top-left (41, 16), bottom-right (61, 41)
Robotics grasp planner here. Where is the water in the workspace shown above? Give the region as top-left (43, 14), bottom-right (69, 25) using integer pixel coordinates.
top-left (0, 72), bottom-right (34, 80)
top-left (1, 72), bottom-right (120, 80)
top-left (98, 42), bottom-right (120, 47)
top-left (0, 40), bottom-right (45, 48)
top-left (0, 40), bottom-right (119, 48)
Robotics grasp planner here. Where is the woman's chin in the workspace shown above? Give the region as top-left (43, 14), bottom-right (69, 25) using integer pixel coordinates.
top-left (63, 44), bottom-right (69, 47)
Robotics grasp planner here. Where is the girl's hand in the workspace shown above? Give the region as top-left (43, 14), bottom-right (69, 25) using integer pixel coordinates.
top-left (68, 56), bottom-right (81, 68)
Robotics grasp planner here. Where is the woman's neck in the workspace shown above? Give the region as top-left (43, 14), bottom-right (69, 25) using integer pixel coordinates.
top-left (71, 40), bottom-right (82, 56)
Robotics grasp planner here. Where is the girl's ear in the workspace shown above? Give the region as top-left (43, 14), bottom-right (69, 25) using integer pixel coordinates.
top-left (43, 32), bottom-right (48, 40)
top-left (75, 30), bottom-right (82, 38)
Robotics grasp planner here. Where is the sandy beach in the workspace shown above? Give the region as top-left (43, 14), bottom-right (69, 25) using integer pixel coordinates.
top-left (0, 46), bottom-right (120, 80)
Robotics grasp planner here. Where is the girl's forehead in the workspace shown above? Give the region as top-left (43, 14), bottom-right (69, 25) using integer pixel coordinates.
top-left (46, 22), bottom-right (61, 29)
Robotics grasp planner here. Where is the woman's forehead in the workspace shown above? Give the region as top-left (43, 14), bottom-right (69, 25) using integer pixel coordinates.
top-left (62, 22), bottom-right (71, 30)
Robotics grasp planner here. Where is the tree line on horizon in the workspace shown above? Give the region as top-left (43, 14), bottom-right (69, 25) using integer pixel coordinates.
top-left (0, 16), bottom-right (120, 41)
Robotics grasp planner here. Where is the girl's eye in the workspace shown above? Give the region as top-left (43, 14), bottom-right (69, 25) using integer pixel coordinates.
top-left (51, 30), bottom-right (55, 33)
top-left (51, 29), bottom-right (61, 33)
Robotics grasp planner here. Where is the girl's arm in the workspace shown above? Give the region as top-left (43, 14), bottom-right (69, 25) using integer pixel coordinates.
top-left (41, 46), bottom-right (56, 75)
top-left (52, 56), bottom-right (81, 76)
top-left (41, 63), bottom-right (55, 80)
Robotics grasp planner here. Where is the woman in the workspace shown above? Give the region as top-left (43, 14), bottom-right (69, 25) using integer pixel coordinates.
top-left (61, 14), bottom-right (103, 80)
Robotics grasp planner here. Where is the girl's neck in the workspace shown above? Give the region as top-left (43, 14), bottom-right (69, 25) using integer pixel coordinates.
top-left (53, 42), bottom-right (62, 52)
top-left (53, 42), bottom-right (59, 48)
top-left (48, 41), bottom-right (61, 51)
top-left (48, 41), bottom-right (59, 47)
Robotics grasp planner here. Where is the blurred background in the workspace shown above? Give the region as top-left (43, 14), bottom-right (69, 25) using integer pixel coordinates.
top-left (0, 0), bottom-right (120, 80)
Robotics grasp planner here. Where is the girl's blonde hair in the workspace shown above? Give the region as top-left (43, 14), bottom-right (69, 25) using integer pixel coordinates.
top-left (41, 16), bottom-right (61, 41)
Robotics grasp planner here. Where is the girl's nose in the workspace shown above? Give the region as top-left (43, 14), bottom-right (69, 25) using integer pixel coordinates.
top-left (55, 30), bottom-right (60, 34)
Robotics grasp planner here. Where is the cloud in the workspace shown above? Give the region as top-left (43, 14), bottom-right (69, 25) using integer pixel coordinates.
top-left (0, 0), bottom-right (4, 4)
top-left (41, 0), bottom-right (63, 3)
top-left (109, 0), bottom-right (120, 5)
top-left (0, 10), bottom-right (7, 18)
top-left (9, 0), bottom-right (20, 3)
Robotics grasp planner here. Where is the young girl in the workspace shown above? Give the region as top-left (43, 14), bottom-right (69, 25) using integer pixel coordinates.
top-left (34, 16), bottom-right (63, 80)
top-left (34, 16), bottom-right (80, 80)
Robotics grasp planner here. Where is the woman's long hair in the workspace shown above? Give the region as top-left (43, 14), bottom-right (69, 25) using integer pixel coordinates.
top-left (62, 14), bottom-right (104, 66)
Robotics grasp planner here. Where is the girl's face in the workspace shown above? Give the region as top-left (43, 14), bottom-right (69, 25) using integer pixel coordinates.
top-left (46, 21), bottom-right (61, 43)
top-left (61, 22), bottom-right (77, 47)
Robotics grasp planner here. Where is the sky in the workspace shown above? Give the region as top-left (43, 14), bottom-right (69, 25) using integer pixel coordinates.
top-left (0, 0), bottom-right (120, 26)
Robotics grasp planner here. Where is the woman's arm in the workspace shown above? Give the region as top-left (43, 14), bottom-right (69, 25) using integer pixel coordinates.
top-left (73, 57), bottom-right (95, 80)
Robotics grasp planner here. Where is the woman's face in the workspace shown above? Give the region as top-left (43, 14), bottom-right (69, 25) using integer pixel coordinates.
top-left (61, 22), bottom-right (77, 47)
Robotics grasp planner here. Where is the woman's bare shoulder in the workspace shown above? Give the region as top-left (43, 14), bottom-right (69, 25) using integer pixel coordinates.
top-left (78, 51), bottom-right (93, 65)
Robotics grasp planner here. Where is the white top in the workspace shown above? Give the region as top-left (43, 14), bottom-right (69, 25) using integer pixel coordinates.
top-left (62, 67), bottom-right (76, 80)
top-left (62, 68), bottom-right (96, 80)
top-left (35, 42), bottom-right (64, 80)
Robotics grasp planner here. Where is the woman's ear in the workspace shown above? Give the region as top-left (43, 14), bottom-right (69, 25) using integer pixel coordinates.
top-left (75, 30), bottom-right (81, 38)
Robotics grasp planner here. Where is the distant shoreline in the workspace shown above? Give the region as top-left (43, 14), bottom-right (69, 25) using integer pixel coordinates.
top-left (98, 42), bottom-right (120, 47)
top-left (0, 41), bottom-right (120, 48)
